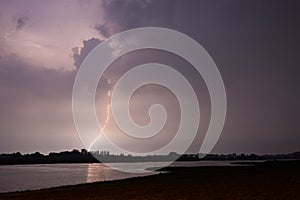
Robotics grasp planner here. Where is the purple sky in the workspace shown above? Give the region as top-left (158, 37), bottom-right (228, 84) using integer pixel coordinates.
top-left (0, 0), bottom-right (299, 154)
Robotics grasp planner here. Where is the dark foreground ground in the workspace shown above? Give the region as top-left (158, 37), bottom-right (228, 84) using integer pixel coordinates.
top-left (0, 161), bottom-right (299, 200)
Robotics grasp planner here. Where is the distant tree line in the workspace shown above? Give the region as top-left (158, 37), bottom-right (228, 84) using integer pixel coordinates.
top-left (0, 149), bottom-right (299, 165)
top-left (0, 149), bottom-right (98, 165)
top-left (177, 152), bottom-right (300, 161)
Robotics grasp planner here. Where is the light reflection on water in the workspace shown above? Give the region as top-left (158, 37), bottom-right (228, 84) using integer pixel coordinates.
top-left (0, 161), bottom-right (240, 193)
top-left (0, 163), bottom-right (158, 193)
top-left (86, 163), bottom-right (156, 183)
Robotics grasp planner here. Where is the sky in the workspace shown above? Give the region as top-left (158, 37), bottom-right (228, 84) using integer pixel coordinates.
top-left (0, 0), bottom-right (299, 155)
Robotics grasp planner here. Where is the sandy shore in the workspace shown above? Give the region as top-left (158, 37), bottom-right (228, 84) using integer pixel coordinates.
top-left (0, 162), bottom-right (299, 200)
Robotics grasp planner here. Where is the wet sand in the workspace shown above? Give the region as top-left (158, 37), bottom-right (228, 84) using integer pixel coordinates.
top-left (0, 162), bottom-right (299, 200)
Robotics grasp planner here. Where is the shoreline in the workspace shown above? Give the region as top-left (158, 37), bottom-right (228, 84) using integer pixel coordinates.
top-left (0, 160), bottom-right (260, 193)
top-left (0, 161), bottom-right (299, 199)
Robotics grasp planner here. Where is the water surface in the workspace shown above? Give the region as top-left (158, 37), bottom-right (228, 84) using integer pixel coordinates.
top-left (0, 161), bottom-right (248, 193)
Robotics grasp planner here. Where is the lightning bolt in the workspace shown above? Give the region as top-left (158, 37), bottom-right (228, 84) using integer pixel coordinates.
top-left (99, 103), bottom-right (111, 136)
top-left (88, 90), bottom-right (111, 151)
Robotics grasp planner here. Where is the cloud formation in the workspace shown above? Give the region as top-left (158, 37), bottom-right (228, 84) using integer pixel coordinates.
top-left (86, 0), bottom-right (300, 154)
top-left (72, 37), bottom-right (102, 69)
top-left (0, 0), bottom-right (299, 154)
top-left (16, 16), bottom-right (28, 30)
top-left (0, 53), bottom-right (80, 153)
top-left (94, 0), bottom-right (176, 37)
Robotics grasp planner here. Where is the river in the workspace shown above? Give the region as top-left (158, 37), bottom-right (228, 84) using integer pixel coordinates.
top-left (0, 161), bottom-right (243, 193)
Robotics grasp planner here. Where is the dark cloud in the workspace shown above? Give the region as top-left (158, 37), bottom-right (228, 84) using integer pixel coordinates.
top-left (71, 37), bottom-right (113, 92)
top-left (94, 0), bottom-right (176, 37)
top-left (93, 23), bottom-right (111, 38)
top-left (16, 16), bottom-right (28, 30)
top-left (72, 37), bottom-right (102, 69)
top-left (90, 0), bottom-right (300, 154)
